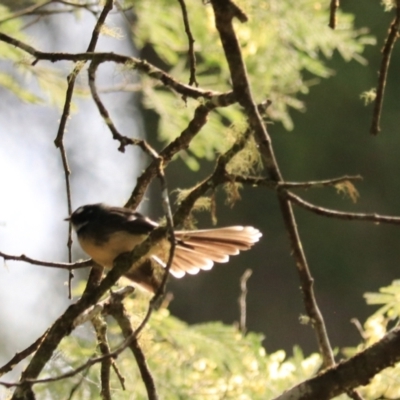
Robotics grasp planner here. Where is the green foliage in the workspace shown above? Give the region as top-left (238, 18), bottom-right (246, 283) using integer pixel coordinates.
top-left (342, 310), bottom-right (400, 399)
top-left (340, 280), bottom-right (400, 399)
top-left (128, 0), bottom-right (374, 168)
top-left (364, 279), bottom-right (400, 322)
top-left (360, 88), bottom-right (377, 105)
top-left (2, 3), bottom-right (397, 397)
top-left (0, 6), bottom-right (44, 103)
top-left (33, 290), bottom-right (322, 399)
top-left (381, 0), bottom-right (397, 12)
top-left (0, 1), bottom-right (374, 168)
top-left (0, 5), bottom-right (77, 107)
top-left (31, 281), bottom-right (400, 399)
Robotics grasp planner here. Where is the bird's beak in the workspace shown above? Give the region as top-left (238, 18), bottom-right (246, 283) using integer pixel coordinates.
top-left (64, 217), bottom-right (71, 221)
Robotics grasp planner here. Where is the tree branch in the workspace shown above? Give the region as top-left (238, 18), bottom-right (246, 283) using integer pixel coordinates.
top-left (10, 232), bottom-right (160, 399)
top-left (87, 59), bottom-right (160, 154)
top-left (177, 0), bottom-right (198, 86)
top-left (288, 191), bottom-right (400, 225)
top-left (210, 0), bottom-right (335, 368)
top-left (0, 32), bottom-right (236, 104)
top-left (329, 0), bottom-right (340, 29)
top-left (125, 102), bottom-right (216, 210)
top-left (0, 330), bottom-right (49, 378)
top-left (92, 315), bottom-right (112, 400)
top-left (273, 326), bottom-right (400, 400)
top-left (370, 0), bottom-right (400, 135)
top-left (106, 291), bottom-right (158, 400)
top-left (53, 0), bottom-right (114, 298)
top-left (0, 251), bottom-right (91, 270)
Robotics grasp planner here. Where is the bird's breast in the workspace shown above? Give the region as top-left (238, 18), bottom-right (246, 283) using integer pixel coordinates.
top-left (78, 231), bottom-right (148, 268)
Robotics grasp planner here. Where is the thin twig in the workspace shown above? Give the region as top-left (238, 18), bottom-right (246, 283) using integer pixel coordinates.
top-left (0, 251), bottom-right (90, 270)
top-left (177, 0), bottom-right (198, 86)
top-left (4, 348), bottom-right (126, 388)
top-left (87, 59), bottom-right (160, 154)
top-left (329, 0), bottom-right (339, 29)
top-left (132, 145), bottom-right (361, 228)
top-left (370, 1), bottom-right (400, 135)
top-left (66, 368), bottom-right (90, 400)
top-left (0, 0), bottom-right (53, 25)
top-left (125, 103), bottom-right (216, 210)
top-left (59, 142), bottom-right (73, 298)
top-left (111, 362), bottom-right (125, 391)
top-left (54, 0), bottom-right (114, 298)
top-left (288, 191), bottom-right (400, 225)
top-left (173, 129), bottom-right (251, 226)
top-left (0, 330), bottom-right (49, 377)
top-left (227, 174), bottom-right (363, 190)
top-left (350, 318), bottom-right (367, 340)
top-left (21, 7), bottom-right (96, 31)
top-left (92, 315), bottom-right (112, 400)
top-left (238, 269), bottom-right (252, 335)
top-left (73, 286), bottom-right (135, 329)
top-left (0, 32), bottom-right (235, 105)
top-left (278, 175), bottom-right (363, 189)
top-left (154, 158), bottom-right (176, 300)
top-left (55, 0), bottom-right (98, 7)
top-left (54, 0), bottom-right (114, 143)
top-left (107, 292), bottom-right (158, 400)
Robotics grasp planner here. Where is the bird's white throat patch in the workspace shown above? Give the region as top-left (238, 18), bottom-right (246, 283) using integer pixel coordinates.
top-left (72, 220), bottom-right (89, 232)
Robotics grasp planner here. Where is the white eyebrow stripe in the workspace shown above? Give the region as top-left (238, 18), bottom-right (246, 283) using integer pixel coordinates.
top-left (74, 206), bottom-right (85, 215)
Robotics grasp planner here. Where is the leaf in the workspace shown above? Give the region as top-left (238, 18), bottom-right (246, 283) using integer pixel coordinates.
top-left (129, 0), bottom-right (375, 167)
top-left (0, 71), bottom-right (42, 104)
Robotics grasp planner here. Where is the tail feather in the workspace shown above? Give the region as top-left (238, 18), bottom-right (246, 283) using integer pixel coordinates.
top-left (175, 246), bottom-right (218, 268)
top-left (184, 238), bottom-right (250, 251)
top-left (177, 226), bottom-right (261, 241)
top-left (178, 241), bottom-right (232, 262)
top-left (169, 226), bottom-right (261, 278)
top-left (176, 248), bottom-right (212, 267)
top-left (173, 254), bottom-right (202, 275)
top-left (136, 225), bottom-right (261, 291)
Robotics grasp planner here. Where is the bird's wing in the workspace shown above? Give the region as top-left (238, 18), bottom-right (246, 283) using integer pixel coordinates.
top-left (106, 207), bottom-right (158, 235)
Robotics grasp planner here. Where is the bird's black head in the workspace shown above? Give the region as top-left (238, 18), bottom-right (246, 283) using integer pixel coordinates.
top-left (67, 203), bottom-right (107, 233)
top-left (66, 203), bottom-right (156, 241)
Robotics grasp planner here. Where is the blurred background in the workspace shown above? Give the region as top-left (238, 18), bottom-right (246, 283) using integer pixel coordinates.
top-left (0, 0), bottom-right (399, 381)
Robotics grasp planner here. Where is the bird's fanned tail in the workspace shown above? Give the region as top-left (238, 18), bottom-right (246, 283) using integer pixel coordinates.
top-left (167, 226), bottom-right (262, 278)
